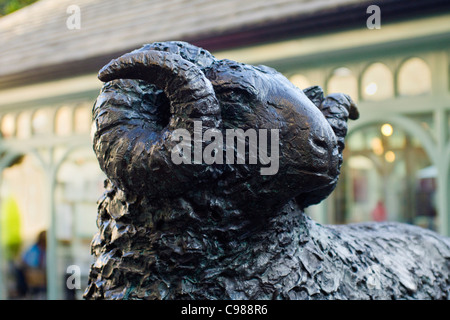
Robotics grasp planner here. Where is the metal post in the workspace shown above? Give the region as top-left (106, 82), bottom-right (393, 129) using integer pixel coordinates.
top-left (0, 174), bottom-right (5, 300)
top-left (435, 109), bottom-right (449, 236)
top-left (430, 53), bottom-right (449, 236)
top-left (437, 163), bottom-right (450, 236)
top-left (46, 167), bottom-right (59, 300)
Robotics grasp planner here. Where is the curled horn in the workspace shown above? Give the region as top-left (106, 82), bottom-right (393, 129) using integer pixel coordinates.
top-left (92, 48), bottom-right (221, 197)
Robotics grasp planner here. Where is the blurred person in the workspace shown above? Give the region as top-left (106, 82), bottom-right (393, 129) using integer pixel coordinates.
top-left (371, 200), bottom-right (387, 222)
top-left (21, 230), bottom-right (47, 299)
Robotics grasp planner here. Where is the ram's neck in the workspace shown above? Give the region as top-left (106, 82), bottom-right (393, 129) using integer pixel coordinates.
top-left (85, 181), bottom-right (317, 299)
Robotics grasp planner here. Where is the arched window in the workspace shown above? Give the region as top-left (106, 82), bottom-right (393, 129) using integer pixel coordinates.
top-left (32, 108), bottom-right (52, 135)
top-left (16, 111), bottom-right (32, 139)
top-left (55, 147), bottom-right (105, 242)
top-left (1, 113), bottom-right (16, 139)
top-left (55, 106), bottom-right (73, 136)
top-left (1, 154), bottom-right (48, 243)
top-left (361, 63), bottom-right (394, 101)
top-left (327, 67), bottom-right (358, 102)
top-left (398, 58), bottom-right (432, 96)
top-left (334, 123), bottom-right (436, 229)
top-left (289, 74), bottom-right (310, 90)
top-left (74, 105), bottom-right (92, 134)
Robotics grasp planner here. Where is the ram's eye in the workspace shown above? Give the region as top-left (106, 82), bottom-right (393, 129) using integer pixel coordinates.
top-left (214, 85), bottom-right (258, 104)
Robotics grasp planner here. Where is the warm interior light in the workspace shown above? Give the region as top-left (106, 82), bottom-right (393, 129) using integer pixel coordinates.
top-left (333, 67), bottom-right (352, 77)
top-left (381, 123), bottom-right (393, 137)
top-left (365, 82), bottom-right (378, 95)
top-left (1, 114), bottom-right (15, 138)
top-left (370, 137), bottom-right (384, 156)
top-left (289, 74), bottom-right (310, 90)
top-left (385, 151), bottom-right (396, 163)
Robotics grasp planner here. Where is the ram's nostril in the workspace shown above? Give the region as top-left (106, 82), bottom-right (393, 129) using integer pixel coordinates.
top-left (312, 136), bottom-right (329, 153)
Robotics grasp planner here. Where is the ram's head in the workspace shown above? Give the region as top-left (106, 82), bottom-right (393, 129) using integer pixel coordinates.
top-left (92, 41), bottom-right (358, 217)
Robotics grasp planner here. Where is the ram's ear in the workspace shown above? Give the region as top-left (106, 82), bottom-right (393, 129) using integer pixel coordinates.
top-left (296, 90), bottom-right (359, 209)
top-left (303, 86), bottom-right (325, 108)
top-left (93, 48), bottom-right (222, 197)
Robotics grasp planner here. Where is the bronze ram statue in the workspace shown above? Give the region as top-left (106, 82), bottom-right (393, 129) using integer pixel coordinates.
top-left (84, 41), bottom-right (450, 300)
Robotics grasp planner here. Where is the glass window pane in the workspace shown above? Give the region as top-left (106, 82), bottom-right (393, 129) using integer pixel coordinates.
top-left (32, 108), bottom-right (53, 135)
top-left (1, 154), bottom-right (48, 247)
top-left (347, 131), bottom-right (365, 151)
top-left (398, 58), bottom-right (432, 96)
top-left (54, 148), bottom-right (106, 298)
top-left (16, 111), bottom-right (32, 139)
top-left (1, 113), bottom-right (16, 139)
top-left (407, 113), bottom-right (434, 137)
top-left (289, 74), bottom-right (310, 90)
top-left (361, 63), bottom-right (394, 101)
top-left (327, 67), bottom-right (358, 102)
top-left (55, 106), bottom-right (73, 136)
top-left (333, 123), bottom-right (437, 230)
top-left (74, 105), bottom-right (91, 134)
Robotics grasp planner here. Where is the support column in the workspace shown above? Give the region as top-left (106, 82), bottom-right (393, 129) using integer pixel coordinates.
top-left (35, 145), bottom-right (60, 300)
top-left (46, 167), bottom-right (59, 300)
top-left (434, 108), bottom-right (449, 236)
top-left (0, 175), bottom-right (5, 300)
top-left (437, 161), bottom-right (450, 236)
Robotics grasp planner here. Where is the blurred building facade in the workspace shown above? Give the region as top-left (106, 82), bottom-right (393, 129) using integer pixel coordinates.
top-left (0, 0), bottom-right (449, 299)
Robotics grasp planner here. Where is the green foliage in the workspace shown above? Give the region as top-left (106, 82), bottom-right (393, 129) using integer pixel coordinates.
top-left (0, 0), bottom-right (38, 17)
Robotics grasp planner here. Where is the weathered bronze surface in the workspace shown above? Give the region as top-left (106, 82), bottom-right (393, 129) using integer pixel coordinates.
top-left (84, 41), bottom-right (450, 300)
